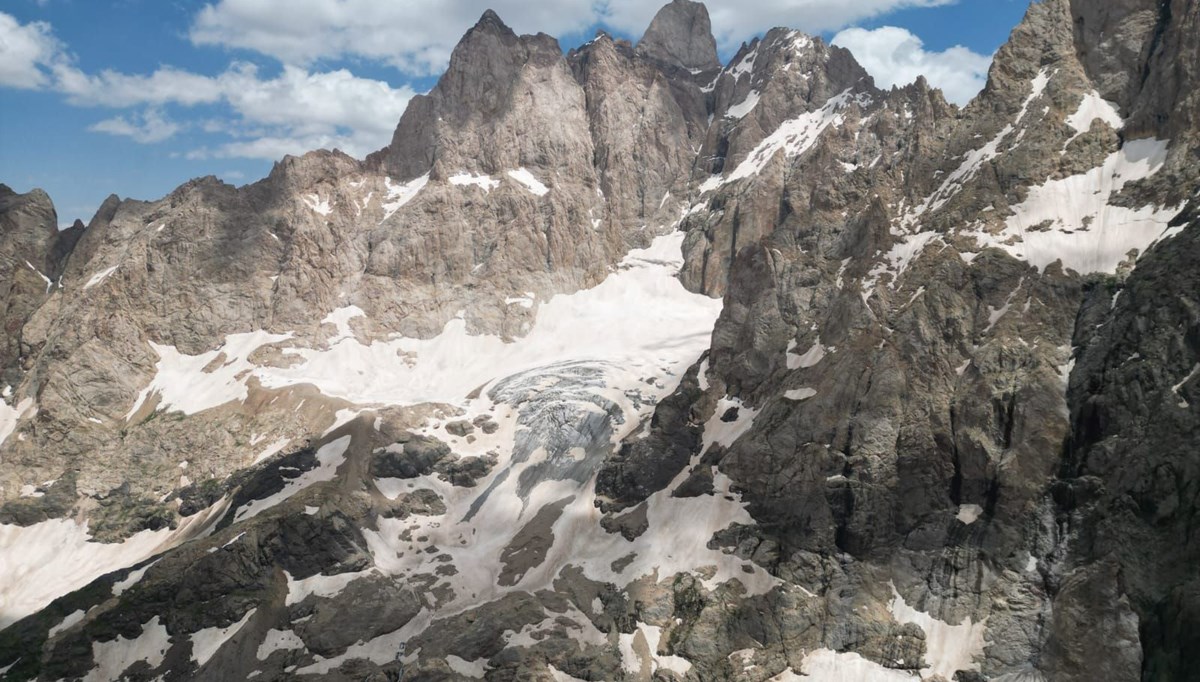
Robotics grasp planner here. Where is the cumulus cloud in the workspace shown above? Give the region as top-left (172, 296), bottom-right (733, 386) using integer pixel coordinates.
top-left (190, 0), bottom-right (597, 75)
top-left (0, 12), bottom-right (414, 156)
top-left (0, 12), bottom-right (62, 88)
top-left (832, 25), bottom-right (991, 106)
top-left (89, 108), bottom-right (183, 143)
top-left (189, 0), bottom-right (957, 74)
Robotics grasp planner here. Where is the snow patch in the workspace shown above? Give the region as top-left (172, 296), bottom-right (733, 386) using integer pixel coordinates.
top-left (256, 628), bottom-right (305, 660)
top-left (956, 504), bottom-right (984, 525)
top-left (48, 609), bottom-right (86, 638)
top-left (1065, 92), bottom-right (1122, 145)
top-left (506, 168), bottom-right (549, 196)
top-left (972, 139), bottom-right (1177, 273)
top-left (701, 90), bottom-right (860, 192)
top-left (786, 339), bottom-right (826, 369)
top-left (889, 584), bottom-right (987, 679)
top-left (191, 608), bottom-right (256, 666)
top-left (302, 193), bottom-right (332, 216)
top-left (83, 616), bottom-right (170, 682)
top-left (126, 330), bottom-right (293, 419)
top-left (784, 388), bottom-right (817, 401)
top-left (1, 502), bottom-right (225, 628)
top-left (233, 435), bottom-right (351, 523)
top-left (82, 265), bottom-right (119, 291)
top-left (726, 90), bottom-right (761, 119)
top-left (449, 172), bottom-right (501, 192)
top-left (382, 174), bottom-right (429, 222)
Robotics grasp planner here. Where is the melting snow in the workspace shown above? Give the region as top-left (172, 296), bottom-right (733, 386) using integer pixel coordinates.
top-left (776, 648), bottom-right (916, 681)
top-left (784, 388), bottom-right (817, 401)
top-left (47, 609), bottom-right (86, 638)
top-left (506, 168), bottom-right (549, 196)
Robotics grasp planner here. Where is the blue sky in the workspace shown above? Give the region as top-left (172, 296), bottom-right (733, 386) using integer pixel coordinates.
top-left (0, 0), bottom-right (1030, 226)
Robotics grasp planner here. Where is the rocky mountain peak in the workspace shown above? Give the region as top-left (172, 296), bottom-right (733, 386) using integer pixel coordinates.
top-left (635, 0), bottom-right (720, 74)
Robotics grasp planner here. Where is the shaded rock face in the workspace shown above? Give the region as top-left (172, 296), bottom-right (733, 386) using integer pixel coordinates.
top-left (635, 0), bottom-right (721, 74)
top-left (2, 0), bottom-right (1200, 680)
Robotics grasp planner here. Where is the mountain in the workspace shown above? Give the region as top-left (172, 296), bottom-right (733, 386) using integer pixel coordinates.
top-left (1, 0), bottom-right (1198, 679)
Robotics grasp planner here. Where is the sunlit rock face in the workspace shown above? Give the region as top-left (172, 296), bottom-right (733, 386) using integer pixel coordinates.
top-left (2, 0), bottom-right (1200, 679)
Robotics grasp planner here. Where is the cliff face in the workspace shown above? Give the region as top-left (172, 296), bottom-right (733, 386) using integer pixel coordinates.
top-left (0, 0), bottom-right (1197, 680)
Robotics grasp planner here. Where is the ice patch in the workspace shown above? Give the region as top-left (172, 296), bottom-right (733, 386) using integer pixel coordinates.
top-left (504, 292), bottom-right (536, 309)
top-left (252, 437), bottom-right (291, 465)
top-left (1172, 364), bottom-right (1199, 408)
top-left (506, 168), bottom-right (549, 196)
top-left (0, 396), bottom-right (35, 448)
top-left (322, 305), bottom-right (365, 342)
top-left (786, 339), bottom-right (826, 369)
top-left (24, 260), bottom-right (52, 292)
top-left (285, 568), bottom-right (370, 606)
top-left (702, 396), bottom-right (760, 452)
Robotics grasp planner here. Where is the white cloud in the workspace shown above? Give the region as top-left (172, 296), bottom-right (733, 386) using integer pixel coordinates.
top-left (0, 12), bottom-right (62, 88)
top-left (54, 64), bottom-right (226, 107)
top-left (89, 108), bottom-right (183, 143)
top-left (832, 25), bottom-right (991, 106)
top-left (190, 0), bottom-right (596, 75)
top-left (189, 0), bottom-right (957, 73)
top-left (606, 0), bottom-right (956, 52)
